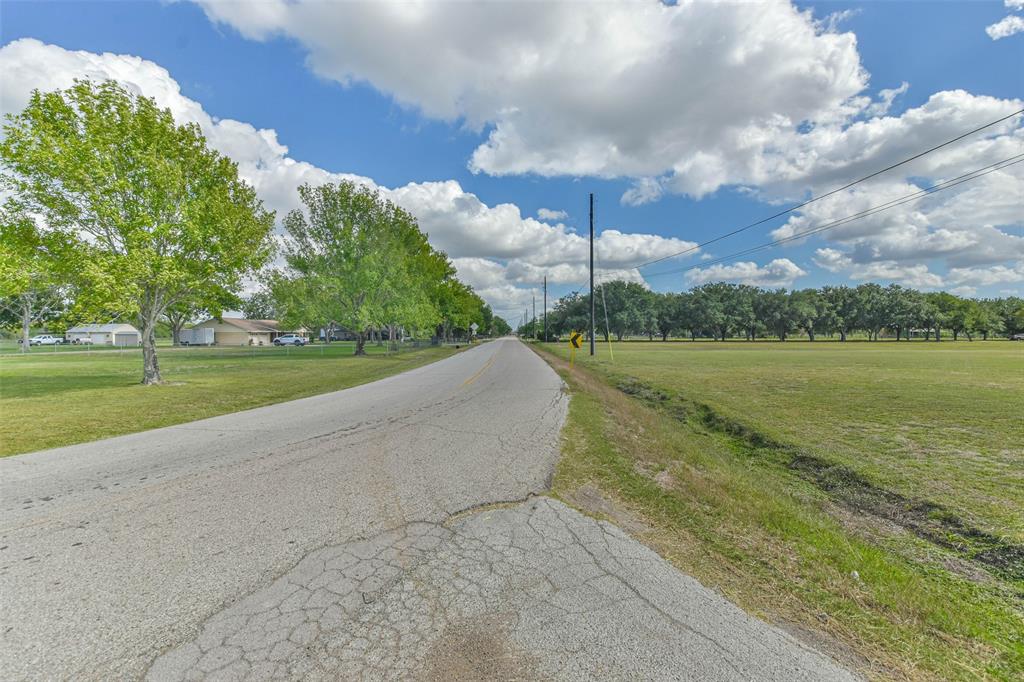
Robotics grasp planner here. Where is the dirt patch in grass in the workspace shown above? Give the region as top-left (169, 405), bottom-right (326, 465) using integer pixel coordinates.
top-left (616, 375), bottom-right (1024, 583)
top-left (562, 484), bottom-right (652, 535)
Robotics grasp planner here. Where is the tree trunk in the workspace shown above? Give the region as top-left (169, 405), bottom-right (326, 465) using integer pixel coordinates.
top-left (140, 321), bottom-right (162, 385)
top-left (934, 327), bottom-right (941, 342)
top-left (661, 331), bottom-right (668, 341)
top-left (952, 329), bottom-right (959, 341)
top-left (839, 329), bottom-right (847, 342)
top-left (355, 330), bottom-right (367, 355)
top-left (807, 329), bottom-right (815, 341)
top-left (20, 298), bottom-right (31, 353)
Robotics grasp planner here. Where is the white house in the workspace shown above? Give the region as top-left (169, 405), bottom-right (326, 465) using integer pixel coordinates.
top-left (66, 323), bottom-right (141, 346)
top-left (189, 318), bottom-right (308, 346)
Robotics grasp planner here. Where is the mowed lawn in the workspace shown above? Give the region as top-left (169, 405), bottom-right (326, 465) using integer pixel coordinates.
top-left (537, 340), bottom-right (1023, 681)
top-left (552, 340), bottom-right (1024, 541)
top-left (0, 343), bottom-right (456, 456)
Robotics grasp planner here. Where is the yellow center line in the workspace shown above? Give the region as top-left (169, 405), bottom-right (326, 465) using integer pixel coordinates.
top-left (462, 352), bottom-right (497, 387)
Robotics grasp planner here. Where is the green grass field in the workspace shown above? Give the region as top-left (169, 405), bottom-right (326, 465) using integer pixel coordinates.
top-left (0, 342), bottom-right (456, 456)
top-left (536, 340), bottom-right (1023, 681)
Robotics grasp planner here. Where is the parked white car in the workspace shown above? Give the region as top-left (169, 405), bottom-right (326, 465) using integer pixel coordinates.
top-left (274, 334), bottom-right (308, 346)
top-left (29, 334), bottom-right (63, 346)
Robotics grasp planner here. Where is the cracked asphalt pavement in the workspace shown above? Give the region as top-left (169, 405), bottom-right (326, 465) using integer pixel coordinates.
top-left (1, 338), bottom-right (855, 680)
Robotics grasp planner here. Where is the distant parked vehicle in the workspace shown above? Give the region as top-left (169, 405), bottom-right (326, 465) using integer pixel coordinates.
top-left (1011, 333), bottom-right (1024, 341)
top-left (72, 337), bottom-right (93, 345)
top-left (274, 334), bottom-right (308, 346)
top-left (29, 334), bottom-right (63, 346)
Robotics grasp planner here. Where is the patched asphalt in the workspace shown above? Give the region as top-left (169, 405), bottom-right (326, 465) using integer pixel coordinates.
top-left (1, 338), bottom-right (855, 680)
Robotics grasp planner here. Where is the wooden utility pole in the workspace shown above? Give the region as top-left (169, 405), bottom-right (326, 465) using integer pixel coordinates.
top-left (589, 192), bottom-right (595, 356)
top-left (543, 276), bottom-right (547, 342)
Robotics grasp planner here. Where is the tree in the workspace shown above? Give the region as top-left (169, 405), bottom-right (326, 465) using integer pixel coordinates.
top-left (1, 80), bottom-right (274, 383)
top-left (547, 290), bottom-right (589, 338)
top-left (944, 296), bottom-right (978, 341)
top-left (790, 288), bottom-right (835, 341)
top-left (919, 294), bottom-right (947, 341)
top-left (597, 280), bottom-right (651, 341)
top-left (276, 181), bottom-right (453, 354)
top-left (163, 292), bottom-right (236, 345)
top-left (240, 290), bottom-right (278, 320)
top-left (887, 285), bottom-right (921, 341)
top-left (691, 283), bottom-right (735, 341)
top-left (491, 314), bottom-right (512, 337)
top-left (437, 279), bottom-right (484, 342)
top-left (974, 299), bottom-right (1004, 340)
top-left (856, 283), bottom-right (889, 340)
top-left (753, 288), bottom-right (795, 341)
top-left (655, 293), bottom-right (681, 341)
top-left (163, 302), bottom-right (202, 346)
top-left (732, 285), bottom-right (760, 341)
top-left (991, 297), bottom-right (1024, 338)
top-left (547, 279), bottom-right (1019, 346)
top-left (822, 286), bottom-right (859, 341)
top-left (0, 204), bottom-right (69, 351)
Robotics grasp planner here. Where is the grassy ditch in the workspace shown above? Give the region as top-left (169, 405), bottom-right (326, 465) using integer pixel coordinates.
top-left (533, 344), bottom-right (1023, 681)
top-left (0, 343), bottom-right (456, 456)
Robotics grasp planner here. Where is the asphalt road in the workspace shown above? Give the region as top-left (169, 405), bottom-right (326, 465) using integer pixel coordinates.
top-left (1, 338), bottom-right (855, 680)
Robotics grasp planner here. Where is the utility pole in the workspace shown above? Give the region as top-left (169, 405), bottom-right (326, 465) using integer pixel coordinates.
top-left (532, 294), bottom-right (536, 341)
top-left (589, 192), bottom-right (595, 356)
top-left (543, 276), bottom-right (547, 343)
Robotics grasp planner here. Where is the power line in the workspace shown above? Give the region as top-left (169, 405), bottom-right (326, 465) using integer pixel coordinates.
top-left (624, 108), bottom-right (1024, 270)
top-left (554, 152), bottom-right (1021, 298)
top-left (640, 154), bottom-right (1024, 281)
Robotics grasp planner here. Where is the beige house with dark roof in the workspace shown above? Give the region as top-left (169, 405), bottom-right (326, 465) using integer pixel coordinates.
top-left (190, 318), bottom-right (305, 346)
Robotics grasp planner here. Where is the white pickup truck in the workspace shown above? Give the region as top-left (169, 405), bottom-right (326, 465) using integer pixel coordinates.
top-left (29, 334), bottom-right (64, 346)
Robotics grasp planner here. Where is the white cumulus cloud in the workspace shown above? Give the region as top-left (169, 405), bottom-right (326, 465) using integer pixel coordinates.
top-left (987, 0), bottom-right (1024, 40)
top-left (536, 208), bottom-right (568, 221)
top-left (194, 0), bottom-right (870, 197)
top-left (987, 15), bottom-right (1024, 40)
top-left (0, 38), bottom-right (700, 319)
top-left (685, 258), bottom-right (807, 287)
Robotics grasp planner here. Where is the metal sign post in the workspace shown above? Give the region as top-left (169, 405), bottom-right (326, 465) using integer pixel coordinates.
top-left (569, 330), bottom-right (583, 368)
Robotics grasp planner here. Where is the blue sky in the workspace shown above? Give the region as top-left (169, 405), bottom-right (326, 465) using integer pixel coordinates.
top-left (2, 0), bottom-right (1022, 320)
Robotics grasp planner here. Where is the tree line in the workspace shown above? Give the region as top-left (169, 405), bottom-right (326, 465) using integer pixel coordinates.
top-left (0, 80), bottom-right (506, 383)
top-left (527, 281), bottom-right (1024, 342)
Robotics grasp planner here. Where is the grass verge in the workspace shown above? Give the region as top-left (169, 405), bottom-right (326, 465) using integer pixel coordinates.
top-left (533, 344), bottom-right (1023, 681)
top-left (0, 343), bottom-right (456, 456)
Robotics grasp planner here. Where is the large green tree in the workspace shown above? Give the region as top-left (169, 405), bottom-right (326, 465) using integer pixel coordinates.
top-left (791, 288), bottom-right (835, 341)
top-left (1, 80), bottom-right (275, 382)
top-left (275, 181), bottom-right (450, 354)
